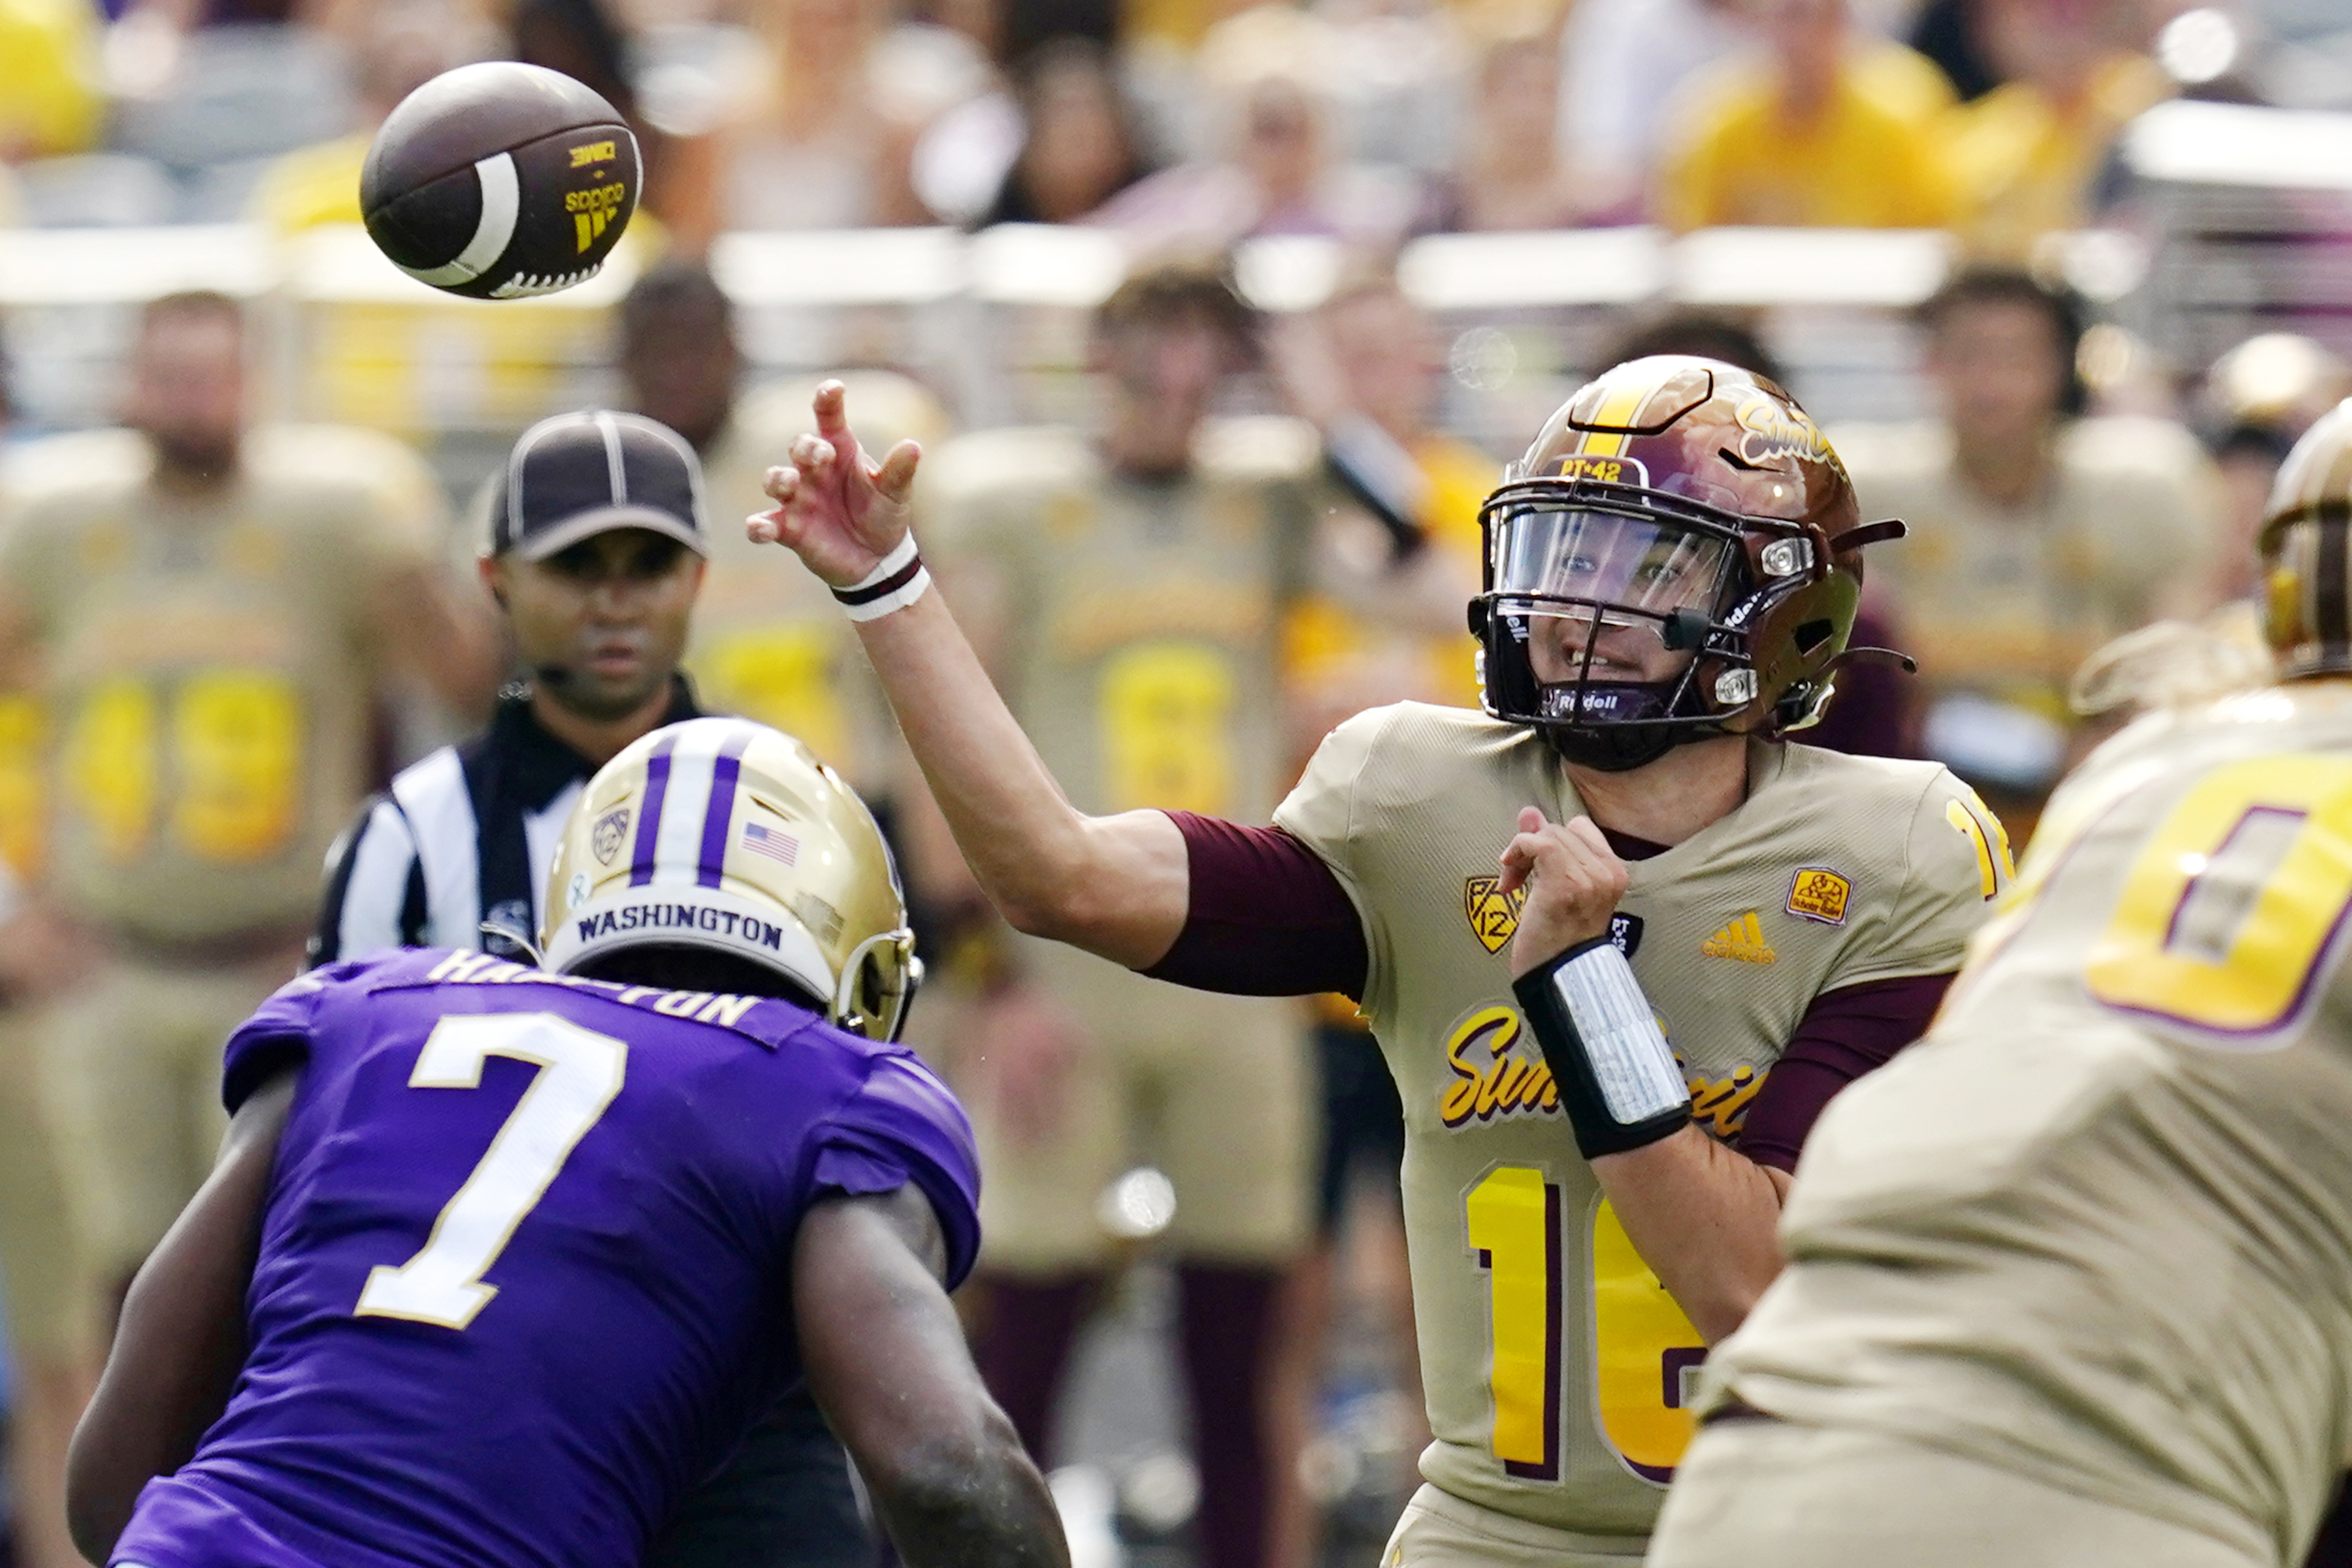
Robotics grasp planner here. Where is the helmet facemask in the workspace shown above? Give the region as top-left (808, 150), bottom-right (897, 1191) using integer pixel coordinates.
top-left (1474, 481), bottom-right (1803, 770)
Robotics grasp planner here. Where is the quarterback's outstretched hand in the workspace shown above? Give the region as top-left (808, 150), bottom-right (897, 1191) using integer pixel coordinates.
top-left (751, 380), bottom-right (923, 589)
top-left (1499, 806), bottom-right (1627, 978)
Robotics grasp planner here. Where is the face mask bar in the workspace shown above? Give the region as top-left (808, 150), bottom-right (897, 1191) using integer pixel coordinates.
top-left (836, 928), bottom-right (923, 1042)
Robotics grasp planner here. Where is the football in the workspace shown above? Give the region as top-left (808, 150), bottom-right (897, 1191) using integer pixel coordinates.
top-left (360, 62), bottom-right (640, 301)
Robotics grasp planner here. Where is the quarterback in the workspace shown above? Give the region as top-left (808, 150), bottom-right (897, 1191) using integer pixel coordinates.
top-left (755, 360), bottom-right (2004, 1561)
top-left (1644, 404), bottom-right (2352, 1568)
top-left (65, 719), bottom-right (1063, 1568)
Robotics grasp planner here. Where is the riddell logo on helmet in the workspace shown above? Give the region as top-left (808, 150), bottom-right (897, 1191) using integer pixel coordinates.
top-left (1731, 393), bottom-right (1832, 466)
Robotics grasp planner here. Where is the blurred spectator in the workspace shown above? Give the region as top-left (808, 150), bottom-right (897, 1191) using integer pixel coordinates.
top-left (714, 0), bottom-right (988, 238)
top-left (1946, 0), bottom-right (2167, 258)
top-left (1605, 307), bottom-right (1921, 758)
top-left (1093, 69), bottom-right (1426, 252)
top-left (1431, 22), bottom-right (1580, 232)
top-left (246, 0), bottom-right (484, 231)
top-left (1554, 0), bottom-right (1742, 222)
top-left (616, 259), bottom-right (949, 796)
top-left (1656, 0), bottom-right (1959, 231)
top-left (1833, 267), bottom-right (2221, 817)
top-left (0, 0), bottom-right (105, 162)
top-left (0, 292), bottom-right (495, 1339)
top-left (972, 38), bottom-right (1154, 227)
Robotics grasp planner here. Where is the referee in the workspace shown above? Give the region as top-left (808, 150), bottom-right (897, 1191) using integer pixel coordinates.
top-left (310, 408), bottom-right (874, 1568)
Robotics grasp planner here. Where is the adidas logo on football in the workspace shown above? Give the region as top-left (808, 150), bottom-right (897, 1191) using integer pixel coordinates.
top-left (1701, 911), bottom-right (1776, 964)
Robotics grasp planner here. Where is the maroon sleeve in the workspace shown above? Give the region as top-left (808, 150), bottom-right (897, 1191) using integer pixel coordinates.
top-left (1736, 972), bottom-right (1955, 1174)
top-left (1139, 811), bottom-right (1370, 1001)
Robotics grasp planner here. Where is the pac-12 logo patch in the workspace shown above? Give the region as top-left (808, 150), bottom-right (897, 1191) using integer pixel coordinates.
top-left (1785, 867), bottom-right (1852, 926)
top-left (1464, 874), bottom-right (1526, 953)
top-left (591, 808), bottom-right (630, 864)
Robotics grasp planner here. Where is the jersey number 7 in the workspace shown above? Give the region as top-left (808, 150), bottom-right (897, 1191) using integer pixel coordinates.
top-left (355, 1013), bottom-right (629, 1330)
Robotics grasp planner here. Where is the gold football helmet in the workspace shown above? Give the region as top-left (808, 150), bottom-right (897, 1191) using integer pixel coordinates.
top-left (2261, 397), bottom-right (2352, 681)
top-left (540, 717), bottom-right (920, 1039)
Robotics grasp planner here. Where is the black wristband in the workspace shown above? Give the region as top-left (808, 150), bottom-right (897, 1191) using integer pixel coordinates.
top-left (1512, 937), bottom-right (1692, 1161)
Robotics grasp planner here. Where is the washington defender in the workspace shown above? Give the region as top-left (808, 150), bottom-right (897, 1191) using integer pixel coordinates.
top-left (1644, 408), bottom-right (2352, 1568)
top-left (753, 361), bottom-right (2003, 1560)
top-left (67, 720), bottom-right (1064, 1568)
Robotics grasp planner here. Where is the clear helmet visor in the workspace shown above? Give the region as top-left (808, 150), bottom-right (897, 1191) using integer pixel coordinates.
top-left (1490, 508), bottom-right (1736, 698)
top-left (1493, 506), bottom-right (1734, 613)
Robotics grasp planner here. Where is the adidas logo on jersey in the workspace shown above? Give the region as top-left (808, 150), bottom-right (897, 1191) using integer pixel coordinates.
top-left (1701, 911), bottom-right (1776, 964)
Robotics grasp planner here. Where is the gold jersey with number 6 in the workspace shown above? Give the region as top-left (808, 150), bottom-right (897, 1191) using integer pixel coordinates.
top-left (917, 417), bottom-right (1320, 1271)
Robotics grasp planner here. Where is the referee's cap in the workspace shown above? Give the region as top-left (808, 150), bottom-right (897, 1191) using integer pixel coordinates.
top-left (487, 409), bottom-right (710, 561)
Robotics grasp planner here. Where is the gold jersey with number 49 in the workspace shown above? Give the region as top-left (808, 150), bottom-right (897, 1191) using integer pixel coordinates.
top-left (1702, 679), bottom-right (2352, 1564)
top-left (0, 426), bottom-right (442, 943)
top-left (1274, 702), bottom-right (2003, 1540)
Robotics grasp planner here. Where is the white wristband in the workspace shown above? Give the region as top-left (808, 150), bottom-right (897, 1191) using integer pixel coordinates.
top-left (841, 532), bottom-right (919, 592)
top-left (1548, 942), bottom-right (1686, 1123)
top-left (841, 566), bottom-right (931, 622)
top-left (832, 533), bottom-right (929, 622)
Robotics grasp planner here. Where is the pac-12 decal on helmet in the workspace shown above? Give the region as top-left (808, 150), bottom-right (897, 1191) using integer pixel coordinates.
top-left (1469, 355), bottom-right (1911, 770)
top-left (542, 717), bottom-right (921, 1040)
top-left (2261, 397), bottom-right (2352, 679)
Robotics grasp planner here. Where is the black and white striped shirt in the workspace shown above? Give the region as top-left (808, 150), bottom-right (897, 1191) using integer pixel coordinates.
top-left (311, 680), bottom-right (704, 967)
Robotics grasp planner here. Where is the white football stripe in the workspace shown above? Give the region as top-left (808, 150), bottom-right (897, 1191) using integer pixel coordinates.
top-left (649, 723), bottom-right (725, 888)
top-left (402, 152), bottom-right (521, 287)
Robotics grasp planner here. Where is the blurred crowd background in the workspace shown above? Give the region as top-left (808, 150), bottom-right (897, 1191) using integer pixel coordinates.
top-left (2, 0), bottom-right (2351, 1562)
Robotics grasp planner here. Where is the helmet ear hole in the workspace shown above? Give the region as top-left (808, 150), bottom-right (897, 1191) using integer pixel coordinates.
top-left (1795, 619), bottom-right (1835, 654)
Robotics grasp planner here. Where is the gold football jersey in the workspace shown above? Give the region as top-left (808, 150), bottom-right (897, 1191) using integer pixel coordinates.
top-left (1703, 678), bottom-right (2352, 1565)
top-left (0, 426), bottom-right (442, 941)
top-left (1273, 702), bottom-right (2001, 1539)
top-left (919, 419), bottom-right (1317, 826)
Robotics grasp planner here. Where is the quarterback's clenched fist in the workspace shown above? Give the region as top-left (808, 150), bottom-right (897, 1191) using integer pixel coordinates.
top-left (1497, 806), bottom-right (1628, 978)
top-left (749, 380), bottom-right (923, 589)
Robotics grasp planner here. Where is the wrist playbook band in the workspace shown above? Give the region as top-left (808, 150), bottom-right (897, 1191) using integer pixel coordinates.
top-left (833, 532), bottom-right (930, 622)
top-left (1511, 935), bottom-right (1691, 1160)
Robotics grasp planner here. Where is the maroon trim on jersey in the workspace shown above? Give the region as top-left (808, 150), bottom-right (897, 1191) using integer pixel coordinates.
top-left (1737, 972), bottom-right (1954, 1173)
top-left (1144, 811), bottom-right (1369, 1001)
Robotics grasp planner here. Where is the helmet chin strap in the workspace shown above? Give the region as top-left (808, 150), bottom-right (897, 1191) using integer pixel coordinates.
top-left (1541, 720), bottom-right (1685, 772)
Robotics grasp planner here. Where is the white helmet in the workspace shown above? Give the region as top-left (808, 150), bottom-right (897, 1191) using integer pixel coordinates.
top-left (541, 717), bottom-right (920, 1039)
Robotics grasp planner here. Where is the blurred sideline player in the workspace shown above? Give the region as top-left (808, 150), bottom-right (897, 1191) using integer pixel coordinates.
top-left (67, 718), bottom-right (1067, 1568)
top-left (1262, 264), bottom-right (1488, 1558)
top-left (0, 291), bottom-right (495, 1318)
top-left (909, 263), bottom-right (1354, 1568)
top-left (310, 408), bottom-right (877, 1565)
top-left (755, 355), bottom-right (2001, 1563)
top-left (617, 259), bottom-right (950, 800)
top-left (1646, 399), bottom-right (2352, 1568)
top-left (1834, 268), bottom-right (2220, 821)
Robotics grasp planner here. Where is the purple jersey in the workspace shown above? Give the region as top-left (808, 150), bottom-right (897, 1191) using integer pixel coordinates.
top-left (111, 947), bottom-right (981, 1568)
